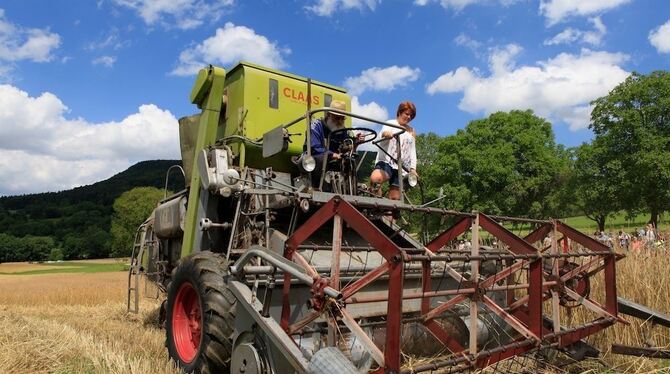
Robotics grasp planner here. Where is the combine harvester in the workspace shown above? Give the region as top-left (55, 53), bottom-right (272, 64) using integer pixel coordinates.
top-left (127, 62), bottom-right (635, 373)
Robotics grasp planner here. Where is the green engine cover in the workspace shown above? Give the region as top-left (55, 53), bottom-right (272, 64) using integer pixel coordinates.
top-left (180, 61), bottom-right (351, 174)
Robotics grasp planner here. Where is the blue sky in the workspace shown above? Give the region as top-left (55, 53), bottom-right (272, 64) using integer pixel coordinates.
top-left (0, 0), bottom-right (669, 196)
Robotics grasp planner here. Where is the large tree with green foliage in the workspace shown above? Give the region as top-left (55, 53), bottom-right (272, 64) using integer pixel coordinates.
top-left (590, 71), bottom-right (670, 228)
top-left (0, 233), bottom-right (56, 262)
top-left (416, 110), bottom-right (569, 218)
top-left (110, 187), bottom-right (165, 257)
top-left (571, 143), bottom-right (624, 231)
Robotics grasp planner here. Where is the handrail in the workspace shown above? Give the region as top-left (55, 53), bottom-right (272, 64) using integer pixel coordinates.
top-left (163, 164), bottom-right (186, 199)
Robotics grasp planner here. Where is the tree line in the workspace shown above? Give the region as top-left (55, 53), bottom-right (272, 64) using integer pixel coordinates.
top-left (410, 70), bottom-right (670, 233)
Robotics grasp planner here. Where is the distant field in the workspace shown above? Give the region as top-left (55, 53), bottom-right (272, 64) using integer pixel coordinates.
top-left (0, 259), bottom-right (128, 275)
top-left (562, 212), bottom-right (668, 232)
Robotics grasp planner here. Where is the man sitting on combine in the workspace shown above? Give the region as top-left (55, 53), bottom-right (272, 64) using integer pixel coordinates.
top-left (303, 100), bottom-right (352, 186)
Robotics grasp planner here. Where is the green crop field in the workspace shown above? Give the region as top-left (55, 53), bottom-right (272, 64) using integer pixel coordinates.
top-left (0, 261), bottom-right (128, 275)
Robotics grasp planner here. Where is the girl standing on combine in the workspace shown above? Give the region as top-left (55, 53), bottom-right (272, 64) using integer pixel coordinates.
top-left (370, 101), bottom-right (418, 200)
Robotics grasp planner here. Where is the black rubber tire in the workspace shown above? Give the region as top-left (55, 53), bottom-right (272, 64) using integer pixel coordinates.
top-left (166, 251), bottom-right (237, 374)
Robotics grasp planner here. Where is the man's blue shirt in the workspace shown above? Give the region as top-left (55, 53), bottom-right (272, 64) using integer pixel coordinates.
top-left (303, 118), bottom-right (348, 157)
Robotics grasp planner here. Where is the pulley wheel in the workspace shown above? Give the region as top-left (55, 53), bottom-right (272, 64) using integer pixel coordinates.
top-left (231, 343), bottom-right (264, 374)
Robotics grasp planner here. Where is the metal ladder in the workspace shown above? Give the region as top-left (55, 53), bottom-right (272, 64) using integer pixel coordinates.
top-left (143, 225), bottom-right (161, 301)
top-left (127, 222), bottom-right (148, 314)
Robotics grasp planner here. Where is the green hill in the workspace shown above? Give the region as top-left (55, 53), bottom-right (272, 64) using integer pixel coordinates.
top-left (0, 160), bottom-right (182, 260)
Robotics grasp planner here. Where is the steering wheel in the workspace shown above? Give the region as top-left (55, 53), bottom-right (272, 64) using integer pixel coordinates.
top-left (329, 127), bottom-right (378, 146)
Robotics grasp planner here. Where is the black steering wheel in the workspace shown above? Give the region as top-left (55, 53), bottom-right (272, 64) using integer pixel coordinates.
top-left (329, 127), bottom-right (378, 146)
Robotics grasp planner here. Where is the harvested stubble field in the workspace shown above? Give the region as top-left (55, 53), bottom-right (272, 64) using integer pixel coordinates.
top-left (0, 270), bottom-right (179, 374)
top-left (1, 250), bottom-right (669, 373)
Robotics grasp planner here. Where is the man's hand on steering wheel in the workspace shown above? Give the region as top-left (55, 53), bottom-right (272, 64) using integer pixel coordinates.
top-left (329, 127), bottom-right (378, 146)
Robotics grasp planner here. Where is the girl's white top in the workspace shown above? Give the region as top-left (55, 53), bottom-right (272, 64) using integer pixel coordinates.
top-left (374, 119), bottom-right (417, 176)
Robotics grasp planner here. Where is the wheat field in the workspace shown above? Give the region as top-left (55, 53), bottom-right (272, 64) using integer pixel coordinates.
top-left (0, 271), bottom-right (179, 374)
top-left (1, 249), bottom-right (669, 373)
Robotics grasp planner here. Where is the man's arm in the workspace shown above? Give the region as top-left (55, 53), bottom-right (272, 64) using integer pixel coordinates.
top-left (310, 123), bottom-right (329, 156)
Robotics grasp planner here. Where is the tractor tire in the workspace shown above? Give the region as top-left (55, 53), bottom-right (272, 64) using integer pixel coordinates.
top-left (166, 251), bottom-right (236, 374)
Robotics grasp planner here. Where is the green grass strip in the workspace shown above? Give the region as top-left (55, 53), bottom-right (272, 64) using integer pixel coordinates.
top-left (0, 262), bottom-right (129, 275)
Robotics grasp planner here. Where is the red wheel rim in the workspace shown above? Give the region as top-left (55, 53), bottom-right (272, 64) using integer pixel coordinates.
top-left (172, 282), bottom-right (202, 363)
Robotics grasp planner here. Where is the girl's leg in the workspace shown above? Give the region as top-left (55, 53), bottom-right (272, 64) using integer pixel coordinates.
top-left (370, 169), bottom-right (389, 197)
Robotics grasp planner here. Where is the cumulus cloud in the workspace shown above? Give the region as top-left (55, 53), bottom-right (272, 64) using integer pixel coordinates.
top-left (426, 46), bottom-right (630, 131)
top-left (427, 67), bottom-right (477, 94)
top-left (171, 23), bottom-right (290, 76)
top-left (344, 66), bottom-right (421, 96)
top-left (92, 55), bottom-right (117, 67)
top-left (112, 0), bottom-right (234, 30)
top-left (306, 0), bottom-right (380, 17)
top-left (488, 44), bottom-right (522, 74)
top-left (413, 0), bottom-right (520, 11)
top-left (649, 19), bottom-right (670, 54)
top-left (0, 9), bottom-right (61, 64)
top-left (544, 17), bottom-right (606, 46)
top-left (540, 0), bottom-right (631, 25)
top-left (0, 84), bottom-right (180, 195)
top-left (351, 96), bottom-right (388, 126)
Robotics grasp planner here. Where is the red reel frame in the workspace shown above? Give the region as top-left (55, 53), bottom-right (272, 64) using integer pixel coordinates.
top-left (277, 198), bottom-right (625, 373)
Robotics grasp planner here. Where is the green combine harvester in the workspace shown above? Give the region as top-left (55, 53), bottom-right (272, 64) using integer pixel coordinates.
top-left (127, 62), bottom-right (626, 373)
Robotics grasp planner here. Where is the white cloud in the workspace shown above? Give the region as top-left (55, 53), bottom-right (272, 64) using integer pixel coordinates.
top-left (0, 9), bottom-right (61, 63)
top-left (171, 23), bottom-right (290, 76)
top-left (112, 0), bottom-right (234, 30)
top-left (344, 66), bottom-right (421, 96)
top-left (544, 28), bottom-right (581, 45)
top-left (649, 20), bottom-right (670, 54)
top-left (454, 33), bottom-right (482, 54)
top-left (555, 104), bottom-right (592, 131)
top-left (0, 84), bottom-right (180, 195)
top-left (413, 0), bottom-right (520, 11)
top-left (544, 17), bottom-right (607, 46)
top-left (488, 44), bottom-right (522, 74)
top-left (427, 46), bottom-right (629, 131)
top-left (92, 55), bottom-right (117, 68)
top-left (539, 0), bottom-right (631, 25)
top-left (306, 0), bottom-right (380, 17)
top-left (351, 96), bottom-right (388, 126)
top-left (427, 67), bottom-right (477, 94)
top-left (85, 28), bottom-right (129, 51)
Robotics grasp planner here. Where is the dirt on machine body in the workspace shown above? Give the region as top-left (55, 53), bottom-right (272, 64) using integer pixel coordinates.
top-left (127, 62), bottom-right (628, 373)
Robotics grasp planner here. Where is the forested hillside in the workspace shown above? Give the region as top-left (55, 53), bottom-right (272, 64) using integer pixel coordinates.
top-left (0, 152), bottom-right (377, 263)
top-left (0, 160), bottom-right (183, 261)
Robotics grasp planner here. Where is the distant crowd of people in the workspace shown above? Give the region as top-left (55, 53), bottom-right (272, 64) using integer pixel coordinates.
top-left (594, 223), bottom-right (662, 251)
